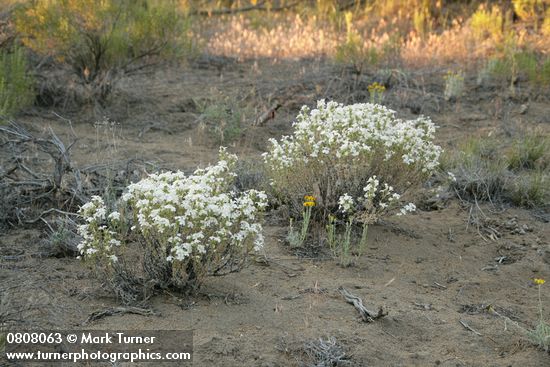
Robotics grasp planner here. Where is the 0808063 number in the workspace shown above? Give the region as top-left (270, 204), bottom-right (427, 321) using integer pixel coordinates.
top-left (7, 332), bottom-right (63, 344)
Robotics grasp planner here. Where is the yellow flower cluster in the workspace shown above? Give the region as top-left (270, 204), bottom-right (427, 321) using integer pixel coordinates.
top-left (303, 195), bottom-right (316, 207)
top-left (534, 278), bottom-right (546, 285)
top-left (367, 82), bottom-right (386, 94)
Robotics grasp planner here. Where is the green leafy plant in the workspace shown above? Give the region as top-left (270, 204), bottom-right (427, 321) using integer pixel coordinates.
top-left (470, 5), bottom-right (504, 42)
top-left (0, 46), bottom-right (34, 117)
top-left (287, 195), bottom-right (316, 248)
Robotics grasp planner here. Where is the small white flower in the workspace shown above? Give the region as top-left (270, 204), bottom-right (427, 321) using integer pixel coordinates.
top-left (338, 194), bottom-right (355, 213)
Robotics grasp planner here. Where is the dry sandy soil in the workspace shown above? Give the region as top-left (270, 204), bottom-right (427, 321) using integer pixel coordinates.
top-left (1, 58), bottom-right (550, 366)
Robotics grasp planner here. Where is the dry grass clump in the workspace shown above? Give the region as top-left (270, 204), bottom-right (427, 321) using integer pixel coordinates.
top-left (446, 134), bottom-right (550, 209)
top-left (508, 134), bottom-right (550, 171)
top-left (446, 138), bottom-right (510, 203)
top-left (204, 1), bottom-right (550, 77)
top-left (207, 14), bottom-right (341, 61)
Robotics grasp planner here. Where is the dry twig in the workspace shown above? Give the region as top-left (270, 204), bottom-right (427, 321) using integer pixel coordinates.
top-left (338, 287), bottom-right (387, 322)
top-left (84, 307), bottom-right (159, 325)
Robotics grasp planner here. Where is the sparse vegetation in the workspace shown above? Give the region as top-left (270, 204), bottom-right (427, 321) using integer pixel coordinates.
top-left (1, 2), bottom-right (550, 366)
top-left (447, 137), bottom-right (510, 202)
top-left (508, 172), bottom-right (549, 208)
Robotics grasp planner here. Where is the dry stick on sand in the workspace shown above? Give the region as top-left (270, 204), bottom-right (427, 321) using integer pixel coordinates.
top-left (84, 307), bottom-right (159, 325)
top-left (254, 102), bottom-right (282, 126)
top-left (338, 287), bottom-right (387, 323)
top-left (459, 319), bottom-right (482, 336)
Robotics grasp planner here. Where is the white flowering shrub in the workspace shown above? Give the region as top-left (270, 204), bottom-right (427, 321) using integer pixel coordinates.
top-left (263, 100), bottom-right (441, 221)
top-left (78, 148), bottom-right (267, 302)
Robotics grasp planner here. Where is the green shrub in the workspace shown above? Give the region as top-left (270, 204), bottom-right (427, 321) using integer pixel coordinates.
top-left (15, 0), bottom-right (191, 103)
top-left (201, 103), bottom-right (243, 144)
top-left (484, 51), bottom-right (550, 87)
top-left (515, 52), bottom-right (538, 83)
top-left (470, 5), bottom-right (504, 41)
top-left (196, 94), bottom-right (248, 145)
top-left (0, 46), bottom-right (34, 117)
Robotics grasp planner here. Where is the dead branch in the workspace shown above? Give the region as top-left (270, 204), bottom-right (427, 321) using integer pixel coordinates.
top-left (0, 121), bottom-right (84, 226)
top-left (459, 319), bottom-right (482, 336)
top-left (338, 286), bottom-right (387, 322)
top-left (84, 306), bottom-right (159, 325)
top-left (0, 120), bottom-right (154, 229)
top-left (254, 102), bottom-right (282, 126)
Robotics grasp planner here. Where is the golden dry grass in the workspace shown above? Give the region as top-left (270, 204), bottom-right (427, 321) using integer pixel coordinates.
top-left (204, 10), bottom-right (550, 69)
